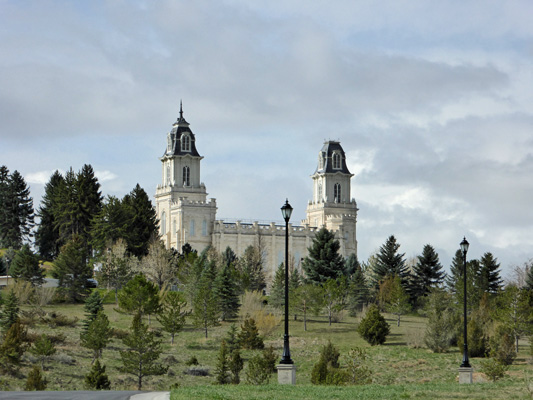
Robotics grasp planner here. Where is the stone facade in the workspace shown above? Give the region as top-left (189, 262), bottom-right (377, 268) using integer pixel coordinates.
top-left (154, 106), bottom-right (358, 282)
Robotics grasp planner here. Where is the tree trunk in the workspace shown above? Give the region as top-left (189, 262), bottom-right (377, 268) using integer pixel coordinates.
top-left (397, 314), bottom-right (400, 327)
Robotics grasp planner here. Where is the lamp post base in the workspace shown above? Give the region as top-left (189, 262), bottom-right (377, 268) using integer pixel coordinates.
top-left (458, 367), bottom-right (473, 384)
top-left (277, 363), bottom-right (296, 385)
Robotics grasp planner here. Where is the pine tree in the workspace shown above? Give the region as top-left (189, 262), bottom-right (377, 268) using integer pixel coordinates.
top-left (238, 245), bottom-right (266, 293)
top-left (229, 349), bottom-right (244, 384)
top-left (225, 324), bottom-right (240, 353)
top-left (478, 252), bottom-right (503, 294)
top-left (346, 263), bottom-right (369, 316)
top-left (214, 262), bottom-right (240, 321)
top-left (237, 318), bottom-right (264, 350)
top-left (76, 164), bottom-right (103, 253)
top-left (191, 264), bottom-right (220, 338)
top-left (0, 320), bottom-right (27, 370)
top-left (344, 253), bottom-right (360, 277)
top-left (289, 267), bottom-right (302, 290)
top-left (24, 365), bottom-right (47, 391)
top-left (222, 246), bottom-right (237, 268)
top-left (52, 235), bottom-right (92, 302)
top-left (82, 291), bottom-right (104, 332)
top-left (80, 311), bottom-right (112, 362)
top-left (302, 227), bottom-right (345, 284)
top-left (445, 249), bottom-right (463, 294)
top-left (35, 170), bottom-right (64, 261)
top-left (269, 264), bottom-right (285, 310)
top-left (378, 275), bottom-right (410, 327)
top-left (29, 334), bottom-right (56, 370)
top-left (215, 340), bottom-right (231, 385)
top-left (157, 291), bottom-right (188, 345)
top-left (0, 169), bottom-right (34, 249)
top-left (117, 274), bottom-right (160, 318)
top-left (85, 359), bottom-right (111, 390)
top-left (357, 304), bottom-right (390, 345)
top-left (409, 244), bottom-right (445, 306)
top-left (9, 244), bottom-right (45, 286)
top-left (372, 235), bottom-right (409, 288)
top-left (90, 196), bottom-right (129, 253)
top-left (0, 291), bottom-right (19, 333)
top-left (120, 313), bottom-right (167, 390)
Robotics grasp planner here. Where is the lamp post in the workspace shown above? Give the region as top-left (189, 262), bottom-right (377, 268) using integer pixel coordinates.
top-left (460, 237), bottom-right (470, 368)
top-left (280, 199), bottom-right (293, 365)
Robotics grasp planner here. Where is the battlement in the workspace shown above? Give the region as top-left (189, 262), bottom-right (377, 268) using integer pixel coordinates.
top-left (213, 220), bottom-right (318, 237)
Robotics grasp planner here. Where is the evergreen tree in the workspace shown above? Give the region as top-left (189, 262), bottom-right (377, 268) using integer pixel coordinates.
top-left (0, 320), bottom-right (27, 370)
top-left (121, 184), bottom-right (158, 258)
top-left (0, 169), bottom-right (34, 249)
top-left (85, 359), bottom-right (111, 390)
top-left (346, 263), bottom-right (369, 316)
top-left (344, 253), bottom-right (360, 277)
top-left (237, 318), bottom-right (264, 350)
top-left (269, 264), bottom-right (285, 310)
top-left (526, 264), bottom-right (533, 291)
top-left (229, 349), bottom-right (244, 384)
top-left (214, 262), bottom-right (240, 321)
top-left (238, 244), bottom-right (266, 293)
top-left (82, 291), bottom-right (104, 332)
top-left (52, 235), bottom-right (92, 302)
top-left (378, 275), bottom-right (410, 327)
top-left (76, 164), bottom-right (103, 252)
top-left (80, 311), bottom-right (112, 363)
top-left (445, 249), bottom-right (463, 294)
top-left (157, 291), bottom-right (188, 345)
top-left (372, 235), bottom-right (409, 288)
top-left (29, 334), bottom-right (56, 370)
top-left (0, 291), bottom-right (19, 333)
top-left (35, 170), bottom-right (64, 261)
top-left (409, 244), bottom-right (445, 305)
top-left (478, 252), bottom-right (503, 294)
top-left (191, 263), bottom-right (220, 338)
top-left (120, 313), bottom-right (167, 390)
top-left (357, 304), bottom-right (390, 345)
top-left (9, 244), bottom-right (45, 286)
top-left (117, 274), bottom-right (160, 318)
top-left (424, 290), bottom-right (456, 353)
top-left (225, 324), bottom-right (240, 353)
top-left (289, 267), bottom-right (302, 290)
top-left (24, 365), bottom-right (47, 391)
top-left (215, 340), bottom-right (231, 385)
top-left (89, 196), bottom-right (129, 253)
top-left (222, 246), bottom-right (237, 268)
top-left (302, 227), bottom-right (345, 284)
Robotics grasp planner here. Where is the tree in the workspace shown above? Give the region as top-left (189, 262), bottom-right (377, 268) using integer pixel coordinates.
top-left (81, 311), bottom-right (112, 363)
top-left (478, 252), bottom-right (503, 295)
top-left (238, 244), bottom-right (266, 293)
top-left (302, 227), bottom-right (345, 284)
top-left (424, 290), bottom-right (456, 353)
top-left (85, 359), bottom-right (111, 390)
top-left (357, 304), bottom-right (390, 345)
top-left (291, 284), bottom-right (322, 331)
top-left (311, 341), bottom-right (342, 385)
top-left (143, 239), bottom-right (176, 290)
top-left (157, 291), bottom-right (188, 345)
top-left (378, 275), bottom-right (410, 327)
top-left (0, 320), bottom-right (27, 371)
top-left (322, 277), bottom-right (348, 325)
top-left (120, 313), bottom-right (167, 390)
top-left (409, 244), bottom-right (445, 306)
top-left (214, 262), bottom-right (240, 321)
top-left (372, 235), bottom-right (409, 288)
top-left (191, 260), bottom-right (220, 338)
top-left (269, 264), bottom-right (285, 310)
top-left (0, 291), bottom-right (19, 333)
top-left (346, 263), bottom-right (369, 316)
top-left (52, 234), bottom-right (92, 302)
top-left (75, 164), bottom-right (103, 253)
top-left (89, 196), bottom-right (129, 253)
top-left (445, 249), bottom-right (463, 294)
top-left (24, 366), bottom-right (47, 391)
top-left (118, 274), bottom-right (160, 319)
top-left (29, 334), bottom-right (56, 370)
top-left (9, 244), bottom-right (45, 286)
top-left (526, 260), bottom-right (533, 291)
top-left (493, 285), bottom-right (532, 352)
top-left (82, 290), bottom-right (104, 332)
top-left (0, 169), bottom-right (34, 249)
top-left (229, 349), bottom-right (244, 384)
top-left (215, 340), bottom-right (231, 385)
top-left (238, 318), bottom-right (264, 350)
top-left (35, 170), bottom-right (64, 261)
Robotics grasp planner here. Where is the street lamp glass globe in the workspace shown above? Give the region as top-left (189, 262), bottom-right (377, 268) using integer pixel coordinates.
top-left (281, 199), bottom-right (293, 221)
top-left (460, 237), bottom-right (469, 254)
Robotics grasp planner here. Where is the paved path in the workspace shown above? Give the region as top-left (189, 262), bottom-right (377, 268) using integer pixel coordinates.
top-left (0, 391), bottom-right (170, 400)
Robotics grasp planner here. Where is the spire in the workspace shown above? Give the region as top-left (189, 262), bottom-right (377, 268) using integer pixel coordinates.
top-left (176, 100), bottom-right (188, 124)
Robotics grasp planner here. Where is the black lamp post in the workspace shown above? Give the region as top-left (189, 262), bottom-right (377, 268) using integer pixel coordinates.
top-left (280, 199), bottom-right (293, 364)
top-left (460, 237), bottom-right (470, 368)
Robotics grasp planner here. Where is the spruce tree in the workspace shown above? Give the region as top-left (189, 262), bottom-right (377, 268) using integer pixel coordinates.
top-left (85, 359), bottom-right (111, 390)
top-left (445, 249), bottom-right (463, 294)
top-left (238, 245), bottom-right (266, 293)
top-left (237, 318), bottom-right (264, 349)
top-left (215, 340), bottom-right (231, 385)
top-left (157, 291), bottom-right (188, 345)
top-left (357, 304), bottom-right (390, 345)
top-left (82, 291), bottom-right (104, 332)
top-left (9, 244), bottom-right (45, 286)
top-left (229, 349), bottom-right (244, 384)
top-left (372, 235), bottom-right (409, 288)
top-left (344, 253), bottom-right (360, 277)
top-left (214, 262), bottom-right (240, 321)
top-left (0, 291), bottom-right (19, 333)
top-left (120, 313), bottom-right (167, 390)
top-left (269, 264), bottom-right (285, 310)
top-left (52, 235), bottom-right (92, 302)
top-left (191, 264), bottom-right (220, 338)
top-left (76, 164), bottom-right (103, 253)
top-left (0, 320), bottom-right (27, 370)
top-left (29, 334), bottom-right (56, 370)
top-left (80, 311), bottom-right (112, 362)
top-left (222, 246), bottom-right (237, 268)
top-left (409, 244), bottom-right (445, 305)
top-left (478, 252), bottom-right (503, 294)
top-left (346, 264), bottom-right (369, 316)
top-left (89, 196), bottom-right (129, 254)
top-left (24, 365), bottom-right (47, 391)
top-left (302, 227), bottom-right (345, 284)
top-left (35, 170), bottom-right (64, 261)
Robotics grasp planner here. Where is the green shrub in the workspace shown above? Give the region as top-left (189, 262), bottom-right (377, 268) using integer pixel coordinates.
top-left (311, 341), bottom-right (347, 385)
top-left (357, 304), bottom-right (390, 346)
top-left (24, 365), bottom-right (47, 391)
top-left (344, 347), bottom-right (372, 385)
top-left (480, 358), bottom-right (508, 382)
top-left (457, 315), bottom-right (488, 358)
top-left (238, 318), bottom-right (264, 350)
top-left (85, 359), bottom-right (111, 390)
top-left (489, 325), bottom-right (517, 366)
top-left (245, 353), bottom-right (271, 385)
top-left (185, 356), bottom-right (199, 366)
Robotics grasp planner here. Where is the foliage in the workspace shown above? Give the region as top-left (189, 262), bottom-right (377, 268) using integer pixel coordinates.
top-left (143, 239), bottom-right (176, 290)
top-left (80, 310), bottom-right (112, 362)
top-left (85, 359), bottom-right (111, 390)
top-left (346, 261), bottom-right (369, 316)
top-left (237, 244), bottom-right (266, 293)
top-left (357, 304), bottom-right (390, 345)
top-left (344, 347), bottom-right (372, 385)
top-left (0, 320), bottom-right (27, 372)
top-left (302, 227), bottom-right (345, 284)
top-left (191, 259), bottom-right (219, 338)
top-left (118, 274), bottom-right (160, 318)
top-left (311, 341), bottom-right (343, 385)
top-left (9, 244), bottom-right (45, 286)
top-left (24, 365), bottom-right (47, 391)
top-left (82, 290), bottom-right (104, 332)
top-left (157, 291), bottom-right (188, 345)
top-left (408, 244), bottom-right (445, 307)
top-left (229, 349), bottom-right (244, 384)
top-left (480, 358), bottom-right (508, 382)
top-left (372, 235), bottom-right (409, 288)
top-left (321, 277), bottom-right (348, 325)
top-left (478, 252), bottom-right (504, 295)
top-left (215, 340), bottom-right (231, 384)
top-left (0, 290), bottom-right (20, 333)
top-left (35, 170), bottom-right (63, 261)
top-left (225, 324), bottom-right (240, 353)
top-left (29, 334), bottom-right (56, 370)
top-left (291, 284), bottom-right (322, 331)
top-left (214, 261), bottom-right (240, 321)
top-left (245, 351), bottom-right (274, 385)
top-left (0, 167), bottom-right (34, 249)
top-left (457, 311), bottom-right (489, 358)
top-left (424, 290), bottom-right (456, 353)
top-left (238, 318), bottom-right (264, 350)
top-left (489, 325), bottom-right (517, 366)
top-left (269, 263), bottom-right (285, 310)
top-left (378, 275), bottom-right (410, 327)
top-left (52, 234), bottom-right (92, 302)
top-left (120, 313), bottom-right (168, 390)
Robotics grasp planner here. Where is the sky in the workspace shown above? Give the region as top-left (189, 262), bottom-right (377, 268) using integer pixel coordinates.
top-left (1, 0), bottom-right (532, 279)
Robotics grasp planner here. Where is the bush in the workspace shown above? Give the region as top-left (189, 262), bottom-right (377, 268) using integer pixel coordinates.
top-left (344, 347), bottom-right (372, 385)
top-left (480, 358), bottom-right (508, 382)
top-left (238, 318), bottom-right (264, 350)
top-left (24, 365), bottom-right (47, 391)
top-left (45, 312), bottom-right (78, 328)
top-left (357, 304), bottom-right (390, 346)
top-left (311, 341), bottom-right (347, 385)
top-left (111, 328), bottom-right (129, 340)
top-left (85, 359), bottom-right (111, 390)
top-left (489, 325), bottom-right (517, 366)
top-left (184, 366), bottom-right (209, 376)
top-left (262, 345), bottom-right (278, 373)
top-left (457, 315), bottom-right (488, 358)
top-left (185, 356), bottom-right (199, 366)
top-left (245, 354), bottom-right (272, 385)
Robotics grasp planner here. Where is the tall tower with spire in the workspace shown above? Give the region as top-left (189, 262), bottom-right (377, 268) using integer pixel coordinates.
top-left (155, 103), bottom-right (217, 250)
top-left (305, 141), bottom-right (358, 256)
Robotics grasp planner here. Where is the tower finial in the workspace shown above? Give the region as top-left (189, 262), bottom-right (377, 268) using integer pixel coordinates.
top-left (179, 100), bottom-right (183, 119)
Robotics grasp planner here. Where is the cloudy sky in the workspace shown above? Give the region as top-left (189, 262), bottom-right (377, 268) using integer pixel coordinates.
top-left (2, 1), bottom-right (532, 278)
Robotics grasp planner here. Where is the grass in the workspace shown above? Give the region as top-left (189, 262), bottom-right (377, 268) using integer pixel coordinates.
top-left (0, 290), bottom-right (532, 398)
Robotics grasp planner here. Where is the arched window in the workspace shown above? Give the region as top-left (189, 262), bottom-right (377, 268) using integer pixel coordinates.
top-left (183, 166), bottom-right (190, 186)
top-left (334, 183), bottom-right (341, 202)
top-left (181, 134), bottom-right (191, 152)
top-left (161, 211), bottom-right (166, 235)
top-left (333, 152), bottom-right (341, 169)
